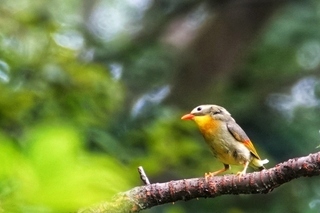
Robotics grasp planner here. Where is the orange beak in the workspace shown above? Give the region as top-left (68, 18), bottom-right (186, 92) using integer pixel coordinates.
top-left (181, 113), bottom-right (194, 120)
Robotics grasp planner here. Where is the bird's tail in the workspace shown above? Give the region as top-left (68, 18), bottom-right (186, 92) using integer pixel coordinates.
top-left (250, 158), bottom-right (269, 171)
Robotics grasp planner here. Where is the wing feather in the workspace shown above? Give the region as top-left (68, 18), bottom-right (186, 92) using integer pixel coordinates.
top-left (226, 122), bottom-right (261, 159)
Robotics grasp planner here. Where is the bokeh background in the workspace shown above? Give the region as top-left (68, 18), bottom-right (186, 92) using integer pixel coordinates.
top-left (1, 0), bottom-right (320, 212)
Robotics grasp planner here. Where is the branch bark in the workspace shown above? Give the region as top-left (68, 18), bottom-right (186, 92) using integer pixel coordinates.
top-left (78, 152), bottom-right (320, 213)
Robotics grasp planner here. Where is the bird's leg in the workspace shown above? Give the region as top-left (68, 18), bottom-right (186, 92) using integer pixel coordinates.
top-left (236, 161), bottom-right (249, 177)
top-left (205, 164), bottom-right (230, 179)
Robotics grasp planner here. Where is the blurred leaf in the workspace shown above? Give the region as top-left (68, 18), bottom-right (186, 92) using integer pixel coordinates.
top-left (0, 124), bottom-right (134, 212)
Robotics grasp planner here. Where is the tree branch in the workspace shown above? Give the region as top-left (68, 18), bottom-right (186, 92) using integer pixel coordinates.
top-left (78, 152), bottom-right (320, 213)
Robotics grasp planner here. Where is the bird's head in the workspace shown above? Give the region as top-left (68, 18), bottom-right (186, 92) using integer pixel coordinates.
top-left (181, 104), bottom-right (234, 122)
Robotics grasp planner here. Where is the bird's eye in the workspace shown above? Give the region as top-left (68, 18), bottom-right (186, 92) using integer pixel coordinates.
top-left (196, 107), bottom-right (202, 111)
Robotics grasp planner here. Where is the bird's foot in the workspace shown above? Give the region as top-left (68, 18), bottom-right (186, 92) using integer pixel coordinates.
top-left (236, 172), bottom-right (243, 181)
top-left (236, 170), bottom-right (247, 181)
top-left (204, 170), bottom-right (224, 181)
top-left (204, 165), bottom-right (230, 180)
top-left (236, 171), bottom-right (246, 176)
top-left (236, 162), bottom-right (249, 180)
top-left (204, 172), bottom-right (216, 182)
top-left (204, 172), bottom-right (215, 178)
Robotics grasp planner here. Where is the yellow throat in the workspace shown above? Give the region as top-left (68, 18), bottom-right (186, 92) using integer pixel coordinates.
top-left (193, 114), bottom-right (221, 138)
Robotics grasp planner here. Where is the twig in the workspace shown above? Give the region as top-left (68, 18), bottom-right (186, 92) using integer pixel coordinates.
top-left (138, 166), bottom-right (150, 185)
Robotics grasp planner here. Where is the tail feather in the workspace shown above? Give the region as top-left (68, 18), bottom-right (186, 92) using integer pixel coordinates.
top-left (251, 158), bottom-right (269, 171)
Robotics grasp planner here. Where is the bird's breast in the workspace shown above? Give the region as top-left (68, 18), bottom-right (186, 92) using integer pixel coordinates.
top-left (193, 115), bottom-right (251, 165)
top-left (193, 116), bottom-right (225, 154)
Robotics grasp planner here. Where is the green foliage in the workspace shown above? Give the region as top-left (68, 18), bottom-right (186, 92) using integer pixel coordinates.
top-left (0, 1), bottom-right (131, 212)
top-left (0, 124), bottom-right (133, 212)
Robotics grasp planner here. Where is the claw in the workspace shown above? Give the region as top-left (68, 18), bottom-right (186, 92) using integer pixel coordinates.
top-left (204, 171), bottom-right (220, 182)
top-left (236, 170), bottom-right (246, 177)
top-left (236, 161), bottom-right (249, 180)
top-left (204, 172), bottom-right (217, 179)
top-left (204, 164), bottom-right (230, 180)
top-left (204, 172), bottom-right (212, 178)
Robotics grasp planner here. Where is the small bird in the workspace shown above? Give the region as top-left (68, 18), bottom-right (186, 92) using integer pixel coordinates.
top-left (181, 104), bottom-right (268, 177)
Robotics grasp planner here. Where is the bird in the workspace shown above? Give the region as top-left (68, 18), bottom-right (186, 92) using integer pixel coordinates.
top-left (181, 104), bottom-right (268, 177)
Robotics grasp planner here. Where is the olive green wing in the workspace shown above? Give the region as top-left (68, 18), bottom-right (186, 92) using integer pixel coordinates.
top-left (226, 121), bottom-right (261, 159)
